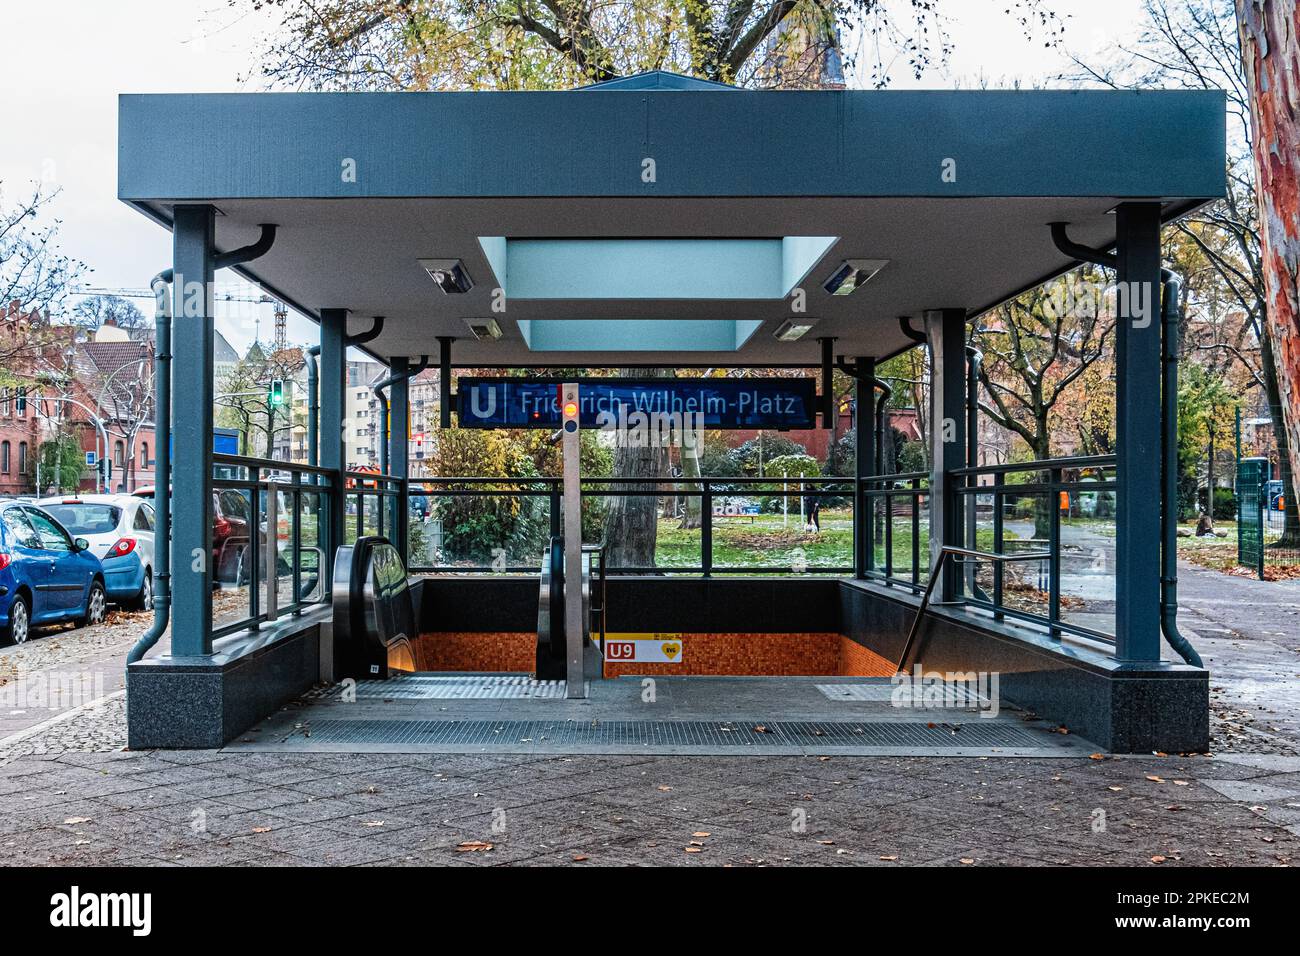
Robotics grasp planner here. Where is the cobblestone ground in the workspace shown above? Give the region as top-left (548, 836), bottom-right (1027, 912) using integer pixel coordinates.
top-left (0, 562), bottom-right (1297, 866)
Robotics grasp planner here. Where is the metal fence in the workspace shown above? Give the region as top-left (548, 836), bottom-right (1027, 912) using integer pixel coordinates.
top-left (406, 475), bottom-right (855, 576)
top-left (207, 451), bottom-right (1119, 647)
top-left (210, 454), bottom-right (333, 638)
top-left (864, 455), bottom-right (1118, 645)
top-left (1236, 455), bottom-right (1300, 576)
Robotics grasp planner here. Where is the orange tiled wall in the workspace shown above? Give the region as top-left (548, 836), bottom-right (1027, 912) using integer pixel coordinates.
top-left (411, 631), bottom-right (893, 677)
top-left (412, 632), bottom-right (534, 672)
top-left (602, 633), bottom-right (895, 678)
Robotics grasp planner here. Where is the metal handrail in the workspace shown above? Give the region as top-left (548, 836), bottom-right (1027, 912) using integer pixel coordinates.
top-left (582, 543), bottom-right (607, 655)
top-left (896, 545), bottom-right (1052, 672)
top-left (948, 454), bottom-right (1116, 477)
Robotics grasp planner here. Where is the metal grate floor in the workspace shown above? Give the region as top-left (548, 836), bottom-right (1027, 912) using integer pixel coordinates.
top-left (285, 717), bottom-right (1056, 752)
top-left (320, 675), bottom-right (569, 701)
top-left (816, 682), bottom-right (985, 705)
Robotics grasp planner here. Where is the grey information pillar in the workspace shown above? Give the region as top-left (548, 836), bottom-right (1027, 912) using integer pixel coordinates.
top-left (561, 383), bottom-right (586, 698)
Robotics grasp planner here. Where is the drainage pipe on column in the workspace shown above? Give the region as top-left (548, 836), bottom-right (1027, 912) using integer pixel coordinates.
top-left (127, 268), bottom-right (175, 664)
top-left (373, 355), bottom-right (430, 475)
top-left (305, 316), bottom-right (384, 470)
top-left (128, 225), bottom-right (278, 665)
top-left (306, 345), bottom-right (320, 468)
top-left (1048, 223), bottom-right (1202, 667)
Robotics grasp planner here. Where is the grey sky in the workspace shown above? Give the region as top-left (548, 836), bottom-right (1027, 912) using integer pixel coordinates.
top-left (0, 0), bottom-right (1143, 354)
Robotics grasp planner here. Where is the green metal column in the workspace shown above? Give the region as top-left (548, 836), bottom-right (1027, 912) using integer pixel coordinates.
top-left (170, 205), bottom-right (216, 657)
top-left (388, 356), bottom-right (410, 560)
top-left (319, 308), bottom-right (347, 586)
top-left (925, 309), bottom-right (967, 601)
top-left (1114, 202), bottom-right (1163, 662)
top-left (855, 356), bottom-right (876, 578)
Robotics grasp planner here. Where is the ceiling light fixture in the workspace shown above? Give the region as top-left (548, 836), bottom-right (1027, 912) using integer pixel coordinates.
top-left (823, 259), bottom-right (888, 296)
top-left (773, 318), bottom-right (818, 342)
top-left (418, 258), bottom-right (473, 294)
top-left (465, 318), bottom-right (502, 341)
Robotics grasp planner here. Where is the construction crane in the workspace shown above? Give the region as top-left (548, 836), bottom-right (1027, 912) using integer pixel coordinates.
top-left (75, 286), bottom-right (277, 306)
top-left (75, 286), bottom-right (283, 342)
top-left (273, 299), bottom-right (288, 353)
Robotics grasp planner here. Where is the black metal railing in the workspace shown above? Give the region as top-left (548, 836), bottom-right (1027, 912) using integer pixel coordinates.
top-left (862, 455), bottom-right (1118, 646)
top-left (205, 451), bottom-right (1118, 649)
top-left (861, 470), bottom-right (931, 588)
top-left (406, 475), bottom-right (855, 576)
top-left (210, 453), bottom-right (334, 639)
top-left (342, 470), bottom-right (406, 544)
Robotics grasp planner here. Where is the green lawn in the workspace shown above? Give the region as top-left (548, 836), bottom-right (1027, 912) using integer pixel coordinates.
top-left (655, 508), bottom-right (854, 570)
top-left (652, 510), bottom-right (1010, 573)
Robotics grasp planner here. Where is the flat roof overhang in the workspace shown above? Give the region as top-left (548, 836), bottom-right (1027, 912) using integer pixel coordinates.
top-left (118, 87), bottom-right (1226, 366)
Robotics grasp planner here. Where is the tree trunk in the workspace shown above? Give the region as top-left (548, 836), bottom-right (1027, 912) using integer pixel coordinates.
top-left (603, 368), bottom-right (671, 569)
top-left (1206, 427), bottom-right (1216, 528)
top-left (678, 419), bottom-right (703, 530)
top-left (1240, 0), bottom-right (1300, 530)
top-left (1262, 330), bottom-right (1300, 544)
top-left (1033, 433), bottom-right (1053, 541)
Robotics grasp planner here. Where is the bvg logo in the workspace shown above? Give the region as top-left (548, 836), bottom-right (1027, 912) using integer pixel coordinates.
top-left (606, 641), bottom-right (635, 660)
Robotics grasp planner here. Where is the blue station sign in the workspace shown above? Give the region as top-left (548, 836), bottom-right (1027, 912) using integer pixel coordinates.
top-left (457, 377), bottom-right (817, 430)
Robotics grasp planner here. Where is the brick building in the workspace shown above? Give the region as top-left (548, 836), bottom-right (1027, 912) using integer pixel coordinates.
top-left (0, 305), bottom-right (156, 496)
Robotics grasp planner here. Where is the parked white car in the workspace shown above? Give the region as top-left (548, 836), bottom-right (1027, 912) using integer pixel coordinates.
top-left (36, 494), bottom-right (156, 610)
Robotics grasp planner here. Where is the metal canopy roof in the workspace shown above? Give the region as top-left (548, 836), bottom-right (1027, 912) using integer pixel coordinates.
top-left (118, 82), bottom-right (1225, 366)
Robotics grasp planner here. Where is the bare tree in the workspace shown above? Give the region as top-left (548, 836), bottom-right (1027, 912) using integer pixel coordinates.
top-left (74, 294), bottom-right (148, 332)
top-left (236, 0), bottom-right (1065, 90)
top-left (0, 183), bottom-right (83, 370)
top-left (973, 275), bottom-right (1115, 536)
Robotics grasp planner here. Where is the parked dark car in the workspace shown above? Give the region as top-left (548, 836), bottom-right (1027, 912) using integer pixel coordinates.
top-left (131, 485), bottom-right (254, 582)
top-left (1266, 479), bottom-right (1286, 512)
top-left (0, 501), bottom-right (107, 644)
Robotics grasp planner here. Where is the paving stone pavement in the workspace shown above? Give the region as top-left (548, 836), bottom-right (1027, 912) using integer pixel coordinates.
top-left (0, 695), bottom-right (1298, 866)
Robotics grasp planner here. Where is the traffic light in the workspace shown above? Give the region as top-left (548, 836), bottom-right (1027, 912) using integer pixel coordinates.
top-left (269, 379), bottom-right (285, 406)
top-left (561, 389), bottom-right (579, 433)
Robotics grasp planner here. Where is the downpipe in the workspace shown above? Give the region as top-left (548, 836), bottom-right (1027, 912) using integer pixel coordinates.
top-left (1158, 274), bottom-right (1204, 667)
top-left (373, 355), bottom-right (429, 474)
top-left (129, 225), bottom-right (278, 665)
top-left (1049, 223), bottom-right (1202, 667)
top-left (127, 269), bottom-right (173, 664)
top-left (306, 345), bottom-right (319, 468)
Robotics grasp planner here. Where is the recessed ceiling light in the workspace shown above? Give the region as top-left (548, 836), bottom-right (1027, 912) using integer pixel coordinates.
top-left (773, 318), bottom-right (818, 342)
top-left (823, 259), bottom-right (888, 295)
top-left (418, 258), bottom-right (473, 294)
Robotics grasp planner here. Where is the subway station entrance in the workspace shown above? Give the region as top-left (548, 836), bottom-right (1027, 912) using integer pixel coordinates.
top-left (119, 73), bottom-right (1225, 754)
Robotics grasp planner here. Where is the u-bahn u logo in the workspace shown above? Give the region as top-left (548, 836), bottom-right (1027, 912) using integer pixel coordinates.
top-left (469, 386), bottom-right (497, 418)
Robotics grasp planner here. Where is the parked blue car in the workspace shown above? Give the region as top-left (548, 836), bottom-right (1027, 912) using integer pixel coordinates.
top-left (0, 501), bottom-right (107, 644)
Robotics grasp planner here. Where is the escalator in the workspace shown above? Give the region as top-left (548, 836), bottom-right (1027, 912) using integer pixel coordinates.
top-left (330, 535), bottom-right (418, 680)
top-left (331, 533), bottom-right (603, 684)
top-left (535, 535), bottom-right (606, 681)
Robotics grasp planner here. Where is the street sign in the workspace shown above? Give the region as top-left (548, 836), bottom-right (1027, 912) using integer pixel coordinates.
top-left (456, 377), bottom-right (817, 429)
